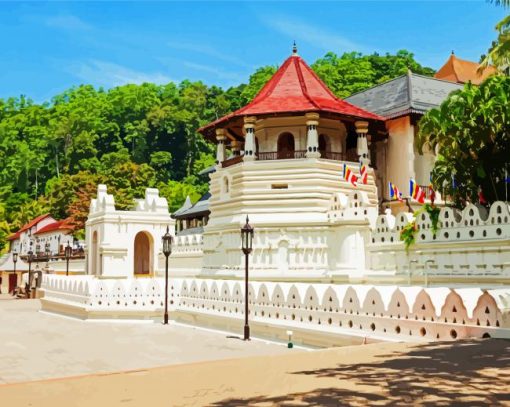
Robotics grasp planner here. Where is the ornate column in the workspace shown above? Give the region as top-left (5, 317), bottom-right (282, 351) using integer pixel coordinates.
top-left (215, 128), bottom-right (226, 164)
top-left (244, 116), bottom-right (257, 161)
top-left (305, 113), bottom-right (320, 158)
top-left (355, 120), bottom-right (370, 166)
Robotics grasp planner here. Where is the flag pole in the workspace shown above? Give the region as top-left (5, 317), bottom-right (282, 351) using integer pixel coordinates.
top-left (506, 166), bottom-right (508, 203)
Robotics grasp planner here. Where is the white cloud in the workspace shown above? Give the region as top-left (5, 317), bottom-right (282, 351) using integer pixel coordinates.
top-left (69, 60), bottom-right (173, 87)
top-left (262, 15), bottom-right (364, 53)
top-left (160, 58), bottom-right (243, 83)
top-left (44, 15), bottom-right (92, 31)
top-left (167, 40), bottom-right (252, 68)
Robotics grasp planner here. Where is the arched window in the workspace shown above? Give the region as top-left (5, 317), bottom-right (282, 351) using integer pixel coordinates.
top-left (277, 132), bottom-right (295, 159)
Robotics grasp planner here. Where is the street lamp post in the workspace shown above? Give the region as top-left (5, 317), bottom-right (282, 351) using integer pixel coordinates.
top-left (162, 226), bottom-right (173, 325)
top-left (27, 250), bottom-right (34, 297)
top-left (45, 242), bottom-right (51, 268)
top-left (241, 216), bottom-right (254, 341)
top-left (12, 251), bottom-right (18, 294)
top-left (65, 242), bottom-right (72, 276)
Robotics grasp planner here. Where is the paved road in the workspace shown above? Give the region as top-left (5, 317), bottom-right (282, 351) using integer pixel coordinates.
top-left (1, 339), bottom-right (509, 406)
top-left (0, 298), bottom-right (290, 384)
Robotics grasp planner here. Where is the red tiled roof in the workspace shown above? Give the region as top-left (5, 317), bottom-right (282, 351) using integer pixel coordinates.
top-left (7, 231), bottom-right (21, 241)
top-left (434, 54), bottom-right (497, 85)
top-left (7, 214), bottom-right (52, 241)
top-left (34, 219), bottom-right (74, 235)
top-left (199, 53), bottom-right (384, 136)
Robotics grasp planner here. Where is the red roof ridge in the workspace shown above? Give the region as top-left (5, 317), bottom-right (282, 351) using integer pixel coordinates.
top-left (294, 56), bottom-right (320, 110)
top-left (34, 219), bottom-right (74, 235)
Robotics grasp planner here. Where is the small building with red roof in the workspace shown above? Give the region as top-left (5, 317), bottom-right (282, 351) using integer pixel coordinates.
top-left (8, 214), bottom-right (74, 257)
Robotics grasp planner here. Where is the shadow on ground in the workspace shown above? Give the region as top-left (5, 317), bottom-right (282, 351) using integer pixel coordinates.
top-left (211, 339), bottom-right (510, 406)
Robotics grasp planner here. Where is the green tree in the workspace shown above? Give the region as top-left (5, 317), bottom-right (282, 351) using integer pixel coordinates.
top-left (418, 76), bottom-right (510, 206)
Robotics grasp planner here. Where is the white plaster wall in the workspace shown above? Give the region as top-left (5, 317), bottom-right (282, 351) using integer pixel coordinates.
top-left (386, 116), bottom-right (415, 195)
top-left (85, 185), bottom-right (174, 278)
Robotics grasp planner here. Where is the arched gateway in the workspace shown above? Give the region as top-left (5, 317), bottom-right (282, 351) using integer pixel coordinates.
top-left (134, 231), bottom-right (152, 276)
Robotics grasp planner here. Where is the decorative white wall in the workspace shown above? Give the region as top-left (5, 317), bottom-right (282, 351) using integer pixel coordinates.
top-left (369, 201), bottom-right (510, 283)
top-left (40, 275), bottom-right (510, 342)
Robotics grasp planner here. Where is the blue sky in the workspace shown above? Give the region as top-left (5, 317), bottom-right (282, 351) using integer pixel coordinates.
top-left (0, 1), bottom-right (506, 102)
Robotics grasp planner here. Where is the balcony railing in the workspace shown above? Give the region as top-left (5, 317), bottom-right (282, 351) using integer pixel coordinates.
top-left (321, 151), bottom-right (346, 161)
top-left (257, 150), bottom-right (307, 160)
top-left (221, 150), bottom-right (347, 167)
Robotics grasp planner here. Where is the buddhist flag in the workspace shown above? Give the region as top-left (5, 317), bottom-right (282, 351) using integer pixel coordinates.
top-left (343, 163), bottom-right (358, 187)
top-left (359, 163), bottom-right (368, 185)
top-left (388, 182), bottom-right (403, 202)
top-left (409, 179), bottom-right (425, 204)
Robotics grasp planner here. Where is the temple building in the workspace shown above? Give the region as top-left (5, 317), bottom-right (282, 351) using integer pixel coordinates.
top-left (346, 71), bottom-right (462, 208)
top-left (38, 47), bottom-right (510, 344)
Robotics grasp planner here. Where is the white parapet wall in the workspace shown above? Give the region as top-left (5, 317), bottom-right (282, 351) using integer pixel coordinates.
top-left (369, 201), bottom-right (510, 284)
top-left (40, 275), bottom-right (510, 346)
top-left (166, 234), bottom-right (204, 276)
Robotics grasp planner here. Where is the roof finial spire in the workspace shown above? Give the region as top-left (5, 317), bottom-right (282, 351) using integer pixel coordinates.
top-left (451, 50), bottom-right (455, 55)
top-left (292, 41), bottom-right (298, 55)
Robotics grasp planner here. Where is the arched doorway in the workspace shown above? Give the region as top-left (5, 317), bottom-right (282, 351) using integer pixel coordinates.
top-left (277, 133), bottom-right (295, 159)
top-left (134, 231), bottom-right (152, 276)
top-left (319, 134), bottom-right (331, 157)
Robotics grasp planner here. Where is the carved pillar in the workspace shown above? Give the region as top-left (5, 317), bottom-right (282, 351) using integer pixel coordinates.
top-left (215, 129), bottom-right (226, 164)
top-left (305, 112), bottom-right (320, 158)
top-left (231, 140), bottom-right (242, 156)
top-left (355, 120), bottom-right (370, 166)
top-left (244, 116), bottom-right (257, 161)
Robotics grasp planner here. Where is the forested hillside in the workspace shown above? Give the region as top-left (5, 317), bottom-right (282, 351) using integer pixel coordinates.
top-left (0, 50), bottom-right (434, 251)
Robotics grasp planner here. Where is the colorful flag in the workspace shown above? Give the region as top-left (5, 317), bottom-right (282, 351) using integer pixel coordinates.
top-left (451, 173), bottom-right (458, 189)
top-left (409, 179), bottom-right (426, 204)
top-left (388, 182), bottom-right (403, 202)
top-left (359, 163), bottom-right (368, 185)
top-left (343, 163), bottom-right (358, 187)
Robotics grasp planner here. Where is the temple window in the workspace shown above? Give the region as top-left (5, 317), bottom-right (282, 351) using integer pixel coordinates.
top-left (277, 132), bottom-right (295, 159)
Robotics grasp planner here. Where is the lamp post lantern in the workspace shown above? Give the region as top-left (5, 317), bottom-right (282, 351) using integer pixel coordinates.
top-left (162, 226), bottom-right (173, 325)
top-left (64, 241), bottom-right (72, 276)
top-left (241, 216), bottom-right (254, 341)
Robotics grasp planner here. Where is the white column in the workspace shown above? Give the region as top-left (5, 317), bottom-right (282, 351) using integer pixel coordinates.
top-left (215, 129), bottom-right (226, 164)
top-left (355, 120), bottom-right (370, 166)
top-left (244, 116), bottom-right (257, 161)
top-left (305, 113), bottom-right (320, 158)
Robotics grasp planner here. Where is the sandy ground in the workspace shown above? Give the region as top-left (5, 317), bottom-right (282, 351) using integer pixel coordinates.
top-left (0, 298), bottom-right (290, 383)
top-left (1, 298), bottom-right (509, 406)
top-left (1, 339), bottom-right (509, 406)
